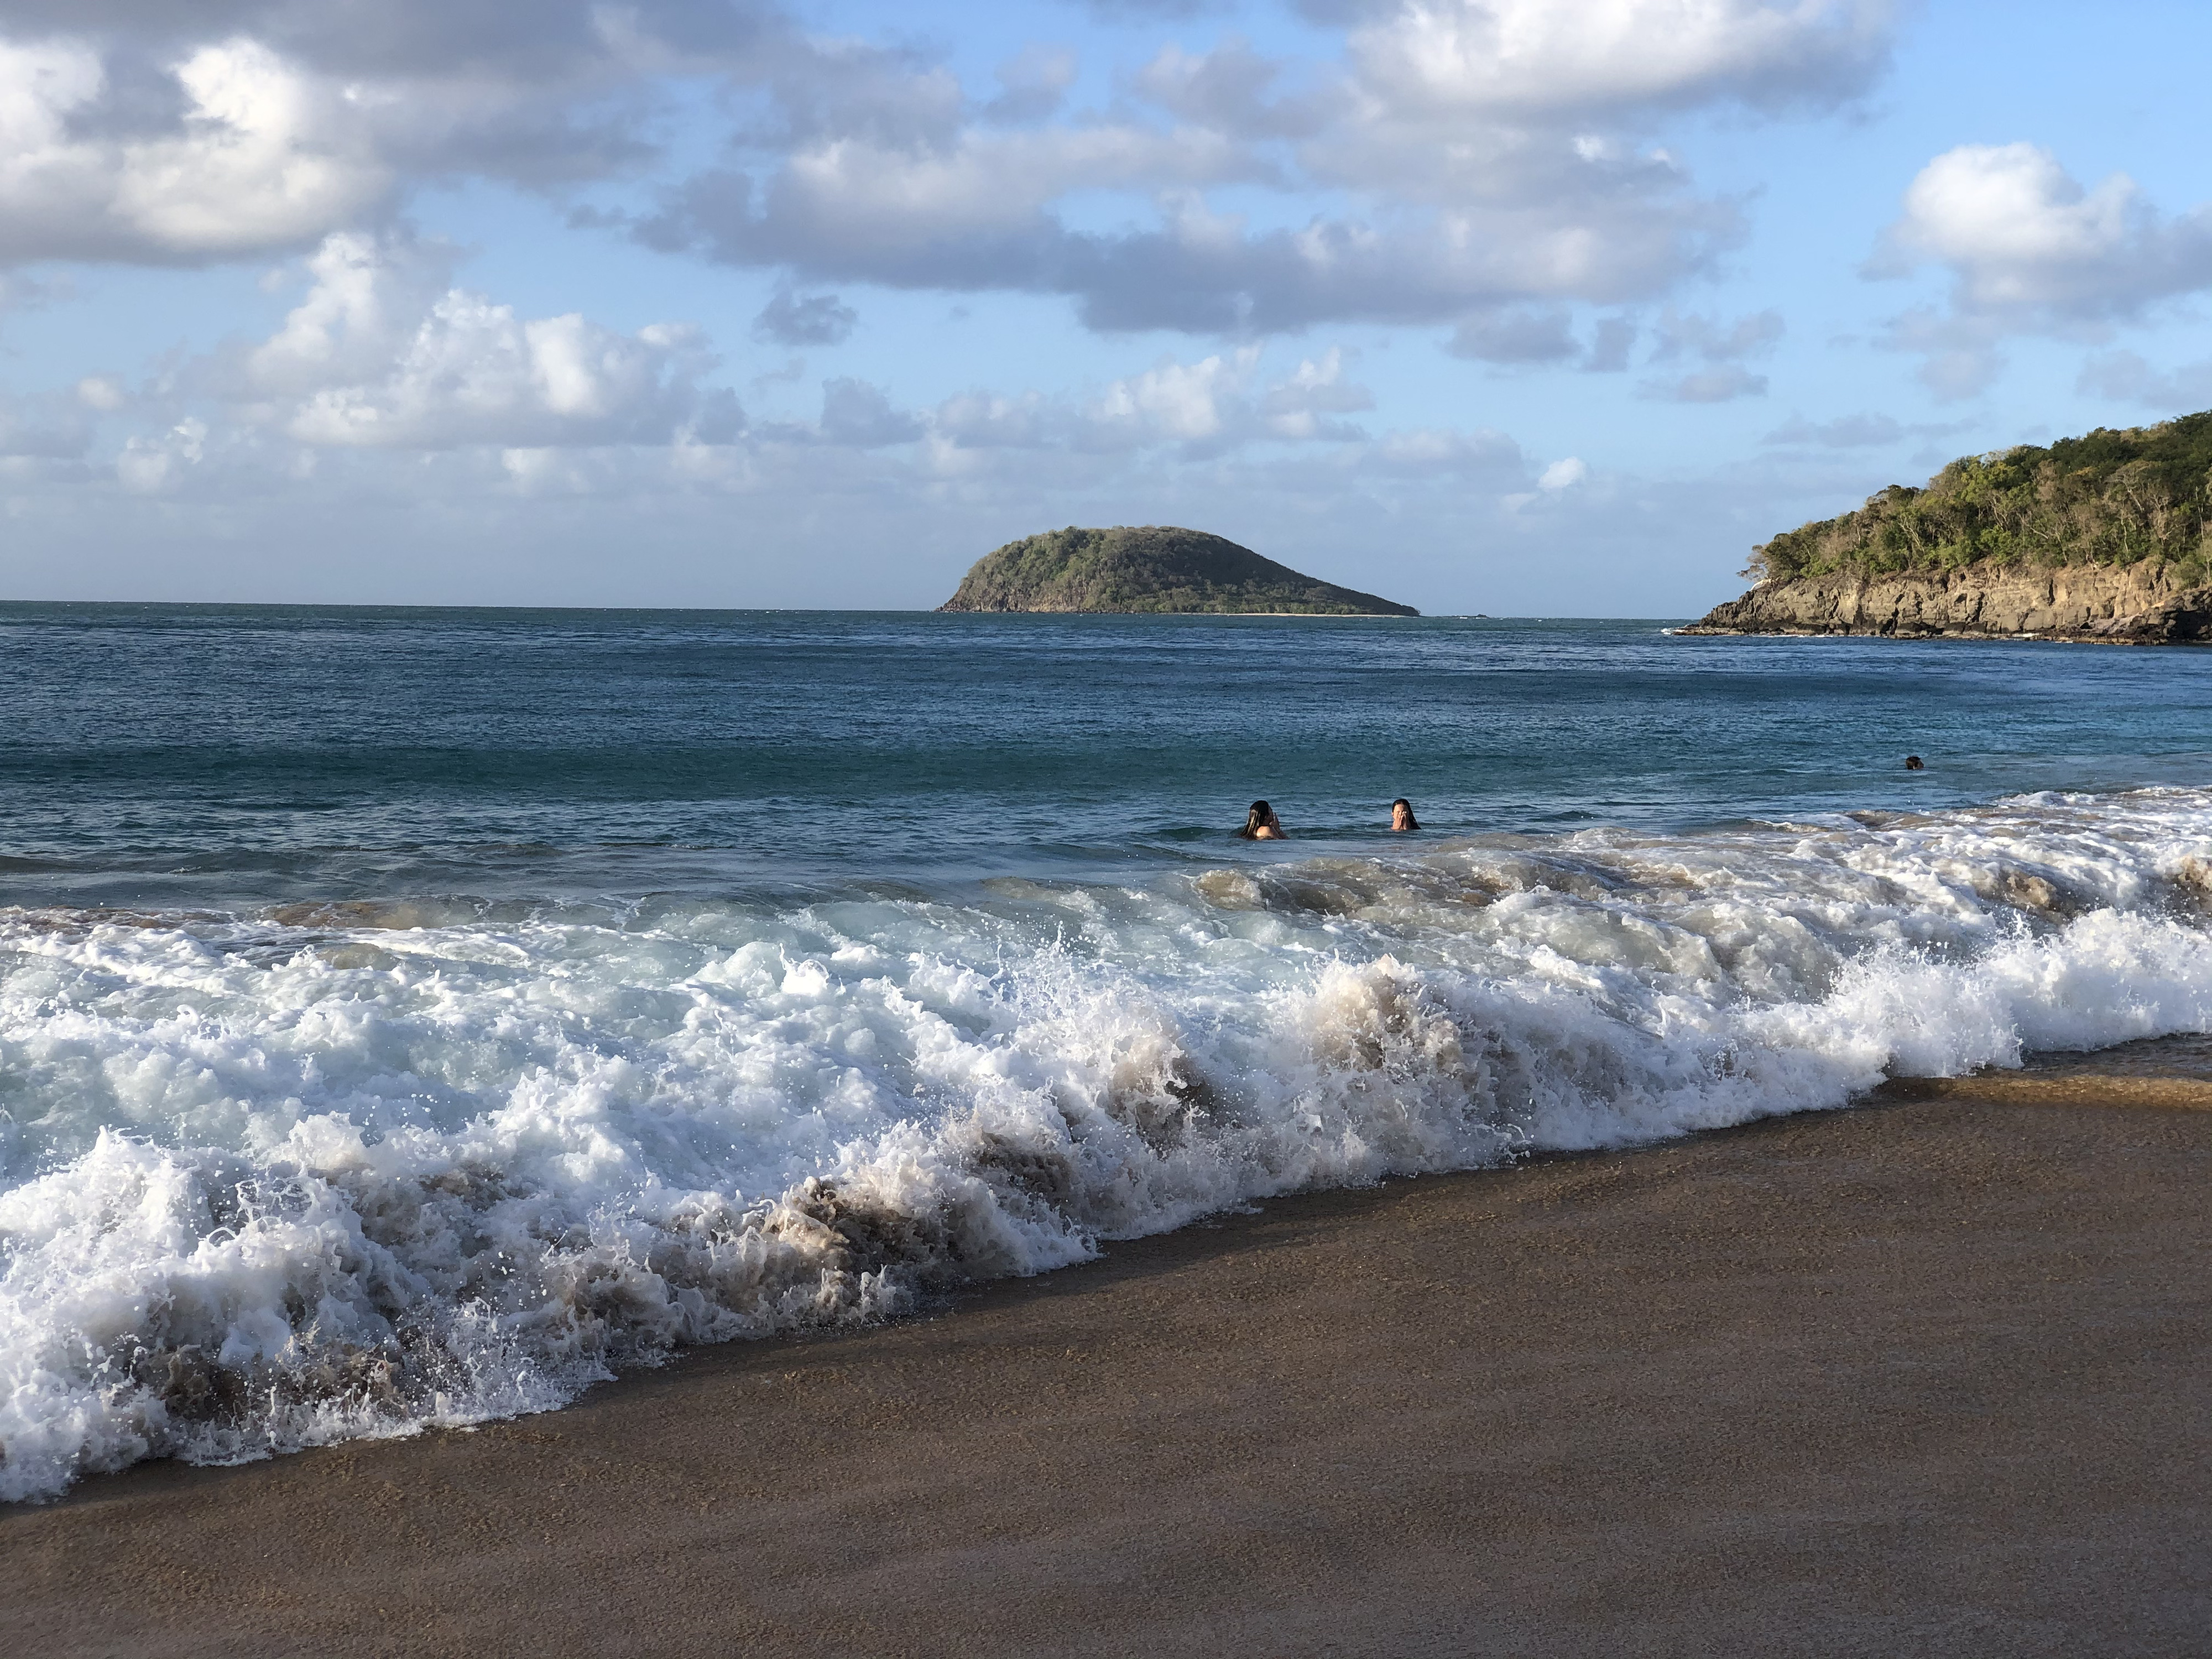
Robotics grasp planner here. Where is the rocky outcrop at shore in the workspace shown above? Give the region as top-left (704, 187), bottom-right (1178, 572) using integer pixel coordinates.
top-left (1681, 560), bottom-right (2212, 644)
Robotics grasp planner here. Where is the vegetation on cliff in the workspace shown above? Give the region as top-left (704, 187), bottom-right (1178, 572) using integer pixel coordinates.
top-left (938, 526), bottom-right (1418, 615)
top-left (1747, 411), bottom-right (2212, 585)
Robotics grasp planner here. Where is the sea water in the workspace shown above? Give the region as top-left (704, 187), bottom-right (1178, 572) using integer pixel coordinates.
top-left (6, 603), bottom-right (2212, 1501)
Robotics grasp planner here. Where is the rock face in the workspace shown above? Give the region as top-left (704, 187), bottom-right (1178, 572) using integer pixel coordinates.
top-left (1681, 560), bottom-right (2212, 644)
top-left (938, 525), bottom-right (1418, 616)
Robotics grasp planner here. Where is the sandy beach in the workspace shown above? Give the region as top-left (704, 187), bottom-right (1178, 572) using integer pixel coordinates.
top-left (7, 1088), bottom-right (2208, 1658)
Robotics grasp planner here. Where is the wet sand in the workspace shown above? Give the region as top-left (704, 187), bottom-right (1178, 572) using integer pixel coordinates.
top-left (7, 1092), bottom-right (2209, 1658)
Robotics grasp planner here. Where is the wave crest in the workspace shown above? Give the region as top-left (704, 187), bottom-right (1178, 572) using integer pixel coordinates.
top-left (7, 789), bottom-right (2212, 1499)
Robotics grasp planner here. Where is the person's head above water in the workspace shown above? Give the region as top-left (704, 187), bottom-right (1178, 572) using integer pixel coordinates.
top-left (1391, 798), bottom-right (1420, 831)
top-left (1235, 800), bottom-right (1285, 839)
top-left (1905, 755), bottom-right (1925, 770)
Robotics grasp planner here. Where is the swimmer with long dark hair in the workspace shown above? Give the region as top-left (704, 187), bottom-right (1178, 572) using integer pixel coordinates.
top-left (1234, 800), bottom-right (1286, 839)
top-left (1391, 798), bottom-right (1420, 831)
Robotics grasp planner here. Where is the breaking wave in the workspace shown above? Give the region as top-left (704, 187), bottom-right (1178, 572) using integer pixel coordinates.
top-left (8, 787), bottom-right (2212, 1500)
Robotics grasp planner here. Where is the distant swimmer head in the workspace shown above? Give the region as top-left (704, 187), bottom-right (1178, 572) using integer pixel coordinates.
top-left (1391, 798), bottom-right (1420, 831)
top-left (1237, 800), bottom-right (1286, 839)
top-left (1905, 755), bottom-right (1925, 770)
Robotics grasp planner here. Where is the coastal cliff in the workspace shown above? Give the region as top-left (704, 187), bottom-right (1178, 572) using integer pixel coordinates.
top-left (1682, 560), bottom-right (2212, 642)
top-left (938, 525), bottom-right (1417, 615)
top-left (1686, 410), bottom-right (2212, 642)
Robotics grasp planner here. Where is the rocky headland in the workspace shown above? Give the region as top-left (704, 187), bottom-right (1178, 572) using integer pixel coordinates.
top-left (1684, 560), bottom-right (2212, 643)
top-left (938, 525), bottom-right (1417, 615)
top-left (1684, 411), bottom-right (2212, 643)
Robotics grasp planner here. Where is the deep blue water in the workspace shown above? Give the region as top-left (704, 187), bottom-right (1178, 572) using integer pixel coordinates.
top-left (4, 602), bottom-right (2211, 906)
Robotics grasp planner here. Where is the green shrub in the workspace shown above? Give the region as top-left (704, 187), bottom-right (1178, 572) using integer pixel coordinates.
top-left (1746, 411), bottom-right (2212, 582)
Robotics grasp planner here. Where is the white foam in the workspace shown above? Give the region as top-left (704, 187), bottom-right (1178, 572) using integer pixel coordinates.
top-left (7, 787), bottom-right (2212, 1500)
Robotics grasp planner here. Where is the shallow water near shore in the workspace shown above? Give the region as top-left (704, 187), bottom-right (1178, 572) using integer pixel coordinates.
top-left (7, 603), bottom-right (2212, 1502)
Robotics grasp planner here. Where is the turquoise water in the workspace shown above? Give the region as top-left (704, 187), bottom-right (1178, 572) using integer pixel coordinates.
top-left (6, 604), bottom-right (2211, 905)
top-left (8, 603), bottom-right (2212, 1501)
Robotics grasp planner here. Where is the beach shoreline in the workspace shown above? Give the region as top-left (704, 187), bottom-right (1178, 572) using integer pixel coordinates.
top-left (8, 1091), bottom-right (2208, 1658)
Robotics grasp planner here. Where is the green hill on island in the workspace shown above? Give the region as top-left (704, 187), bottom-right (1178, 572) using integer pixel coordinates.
top-left (1746, 410), bottom-right (2212, 584)
top-left (1686, 410), bottom-right (2212, 642)
top-left (938, 526), bottom-right (1418, 615)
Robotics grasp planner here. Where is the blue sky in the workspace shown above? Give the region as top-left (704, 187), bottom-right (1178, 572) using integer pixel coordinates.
top-left (1, 0), bottom-right (2208, 615)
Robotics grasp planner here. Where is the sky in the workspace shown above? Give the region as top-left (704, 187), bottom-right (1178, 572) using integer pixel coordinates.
top-left (0, 0), bottom-right (2208, 616)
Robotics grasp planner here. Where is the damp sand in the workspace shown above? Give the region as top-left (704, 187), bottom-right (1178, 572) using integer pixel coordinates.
top-left (6, 1087), bottom-right (2209, 1658)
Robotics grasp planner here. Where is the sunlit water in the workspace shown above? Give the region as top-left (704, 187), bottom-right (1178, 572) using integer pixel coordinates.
top-left (6, 603), bottom-right (2212, 1500)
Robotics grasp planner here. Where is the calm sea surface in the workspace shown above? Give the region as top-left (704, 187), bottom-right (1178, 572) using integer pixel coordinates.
top-left (6, 603), bottom-right (2211, 905)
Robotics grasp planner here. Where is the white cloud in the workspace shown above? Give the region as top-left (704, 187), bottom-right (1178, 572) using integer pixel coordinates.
top-left (1368, 426), bottom-right (1524, 478)
top-left (643, 0), bottom-right (1893, 336)
top-left (0, 1), bottom-right (809, 265)
top-left (1871, 143), bottom-right (2212, 398)
top-left (1348, 0), bottom-right (1892, 121)
top-left (753, 288), bottom-right (857, 346)
top-left (1447, 306), bottom-right (1579, 364)
top-left (1133, 38), bottom-right (1334, 139)
top-left (1096, 348), bottom-right (1259, 442)
top-left (1650, 306), bottom-right (1785, 361)
top-left (1260, 347), bottom-right (1374, 438)
top-left (1876, 143), bottom-right (2212, 317)
top-left (0, 38), bottom-right (390, 263)
top-left (1636, 306), bottom-right (1782, 400)
top-left (116, 416), bottom-right (206, 492)
top-left (237, 232), bottom-right (726, 448)
top-left (1538, 455), bottom-right (1587, 490)
top-left (75, 376), bottom-right (127, 411)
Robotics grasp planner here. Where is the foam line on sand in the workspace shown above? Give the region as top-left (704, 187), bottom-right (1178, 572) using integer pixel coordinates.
top-left (6, 1095), bottom-right (2209, 1658)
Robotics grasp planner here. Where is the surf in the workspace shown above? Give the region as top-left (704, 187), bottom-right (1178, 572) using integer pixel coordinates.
top-left (7, 786), bottom-right (2212, 1500)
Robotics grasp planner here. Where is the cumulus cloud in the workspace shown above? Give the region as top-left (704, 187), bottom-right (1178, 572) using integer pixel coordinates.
top-left (116, 415), bottom-right (207, 491)
top-left (1347, 0), bottom-right (1892, 121)
top-left (753, 288), bottom-right (857, 346)
top-left (1447, 306), bottom-right (1579, 364)
top-left (902, 346), bottom-right (1371, 457)
top-left (5, 0), bottom-right (773, 77)
top-left (1585, 315), bottom-right (1636, 371)
top-left (0, 1), bottom-right (810, 264)
top-left (0, 38), bottom-right (389, 263)
top-left (1365, 425), bottom-right (1524, 478)
top-left (1875, 143), bottom-right (2212, 316)
top-left (647, 169), bottom-right (1738, 334)
top-left (0, 0), bottom-right (1898, 346)
top-left (1637, 306), bottom-right (1782, 400)
top-left (115, 299), bottom-right (1438, 505)
top-left (637, 0), bottom-right (1893, 335)
top-left (1131, 38), bottom-right (1335, 139)
top-left (982, 45), bottom-right (1078, 125)
top-left (226, 232), bottom-right (731, 449)
top-left (1870, 142), bottom-right (2212, 398)
top-left (813, 377), bottom-right (919, 447)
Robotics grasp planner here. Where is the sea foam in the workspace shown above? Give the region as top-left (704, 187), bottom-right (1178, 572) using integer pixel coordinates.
top-left (5, 787), bottom-right (2212, 1500)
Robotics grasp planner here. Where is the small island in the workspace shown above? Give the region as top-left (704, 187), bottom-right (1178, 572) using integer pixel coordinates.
top-left (938, 525), bottom-right (1418, 615)
top-left (1682, 411), bottom-right (2212, 643)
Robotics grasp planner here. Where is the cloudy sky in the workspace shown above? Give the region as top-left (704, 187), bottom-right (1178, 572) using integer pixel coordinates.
top-left (1, 0), bottom-right (2207, 614)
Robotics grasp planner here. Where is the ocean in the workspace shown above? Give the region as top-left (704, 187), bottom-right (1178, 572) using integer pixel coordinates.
top-left (6, 602), bottom-right (2212, 1502)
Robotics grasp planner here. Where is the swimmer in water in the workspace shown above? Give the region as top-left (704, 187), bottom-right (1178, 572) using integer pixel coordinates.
top-left (1905, 755), bottom-right (1925, 770)
top-left (1391, 798), bottom-right (1420, 831)
top-left (1235, 800), bottom-right (1286, 839)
